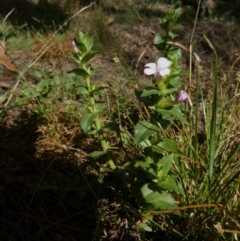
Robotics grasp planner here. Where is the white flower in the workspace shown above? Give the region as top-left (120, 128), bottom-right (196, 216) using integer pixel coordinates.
top-left (144, 57), bottom-right (172, 79)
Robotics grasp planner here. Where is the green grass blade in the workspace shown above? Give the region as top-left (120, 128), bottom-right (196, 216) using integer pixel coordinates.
top-left (203, 35), bottom-right (218, 183)
top-left (193, 61), bottom-right (201, 160)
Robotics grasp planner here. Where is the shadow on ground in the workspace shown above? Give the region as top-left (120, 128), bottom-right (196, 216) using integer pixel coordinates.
top-left (0, 0), bottom-right (69, 31)
top-left (0, 110), bottom-right (99, 241)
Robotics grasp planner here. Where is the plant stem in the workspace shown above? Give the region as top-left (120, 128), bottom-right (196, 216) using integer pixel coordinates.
top-left (83, 63), bottom-right (116, 170)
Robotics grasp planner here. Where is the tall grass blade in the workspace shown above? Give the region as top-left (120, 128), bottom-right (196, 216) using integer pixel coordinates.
top-left (193, 61), bottom-right (201, 159)
top-left (203, 35), bottom-right (218, 184)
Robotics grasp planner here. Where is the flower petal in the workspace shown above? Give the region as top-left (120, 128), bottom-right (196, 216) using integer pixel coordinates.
top-left (176, 90), bottom-right (188, 103)
top-left (144, 63), bottom-right (157, 75)
top-left (158, 68), bottom-right (170, 77)
top-left (72, 40), bottom-right (79, 53)
top-left (144, 63), bottom-right (157, 70)
top-left (144, 68), bottom-right (157, 75)
top-left (157, 57), bottom-right (172, 70)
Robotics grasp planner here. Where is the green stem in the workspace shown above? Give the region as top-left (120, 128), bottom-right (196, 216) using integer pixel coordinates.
top-left (82, 63), bottom-right (116, 170)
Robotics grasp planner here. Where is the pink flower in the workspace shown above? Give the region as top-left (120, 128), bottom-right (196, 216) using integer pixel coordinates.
top-left (174, 90), bottom-right (192, 106)
top-left (144, 57), bottom-right (172, 79)
top-left (72, 40), bottom-right (79, 53)
top-left (176, 90), bottom-right (188, 103)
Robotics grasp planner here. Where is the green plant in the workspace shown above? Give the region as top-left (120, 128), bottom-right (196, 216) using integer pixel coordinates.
top-left (107, 6), bottom-right (240, 239)
top-left (145, 6), bottom-right (240, 240)
top-left (70, 32), bottom-right (116, 169)
top-left (121, 8), bottom-right (188, 213)
top-left (69, 25), bottom-right (188, 212)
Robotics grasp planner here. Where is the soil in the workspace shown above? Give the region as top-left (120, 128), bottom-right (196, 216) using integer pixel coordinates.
top-left (1, 4), bottom-right (240, 140)
top-left (1, 4), bottom-right (240, 100)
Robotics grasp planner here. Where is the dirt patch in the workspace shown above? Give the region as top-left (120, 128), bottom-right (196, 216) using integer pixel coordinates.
top-left (1, 7), bottom-right (240, 113)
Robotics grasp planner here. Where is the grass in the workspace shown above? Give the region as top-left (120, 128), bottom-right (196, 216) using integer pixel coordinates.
top-left (0, 1), bottom-right (240, 241)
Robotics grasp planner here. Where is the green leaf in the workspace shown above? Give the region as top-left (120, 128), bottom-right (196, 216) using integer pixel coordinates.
top-left (168, 48), bottom-right (182, 64)
top-left (35, 79), bottom-right (50, 95)
top-left (75, 85), bottom-right (89, 95)
top-left (161, 87), bottom-right (179, 95)
top-left (79, 32), bottom-right (93, 52)
top-left (87, 129), bottom-right (97, 135)
top-left (85, 37), bottom-right (93, 52)
top-left (137, 221), bottom-right (153, 232)
top-left (80, 112), bottom-right (99, 133)
top-left (156, 106), bottom-right (187, 124)
top-left (168, 31), bottom-right (178, 39)
top-left (135, 161), bottom-right (151, 169)
top-left (135, 161), bottom-right (157, 179)
top-left (158, 18), bottom-right (167, 25)
top-left (158, 175), bottom-right (184, 195)
top-left (81, 51), bottom-right (100, 64)
top-left (154, 34), bottom-right (166, 50)
top-left (141, 183), bottom-right (176, 209)
top-left (0, 93), bottom-right (7, 104)
top-left (94, 103), bottom-right (106, 112)
top-left (70, 53), bottom-right (81, 63)
top-left (173, 23), bottom-right (183, 30)
top-left (172, 8), bottom-right (182, 22)
top-left (79, 31), bottom-right (84, 39)
top-left (141, 87), bottom-right (162, 97)
top-left (134, 121), bottom-right (161, 145)
top-left (90, 150), bottom-right (106, 158)
top-left (68, 68), bottom-right (89, 78)
top-left (135, 89), bottom-right (155, 107)
top-left (91, 86), bottom-right (109, 95)
top-left (168, 79), bottom-right (182, 90)
top-left (154, 34), bottom-right (164, 45)
top-left (140, 139), bottom-right (152, 148)
top-left (157, 154), bottom-right (174, 176)
top-left (153, 138), bottom-right (182, 154)
top-left (74, 38), bottom-right (87, 53)
top-left (89, 66), bottom-right (101, 75)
